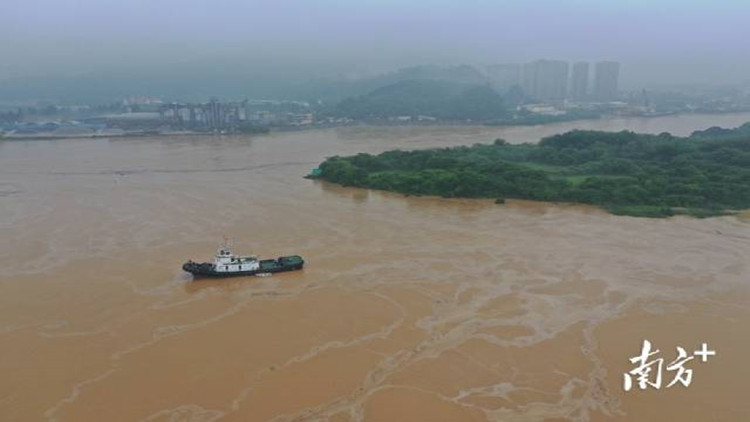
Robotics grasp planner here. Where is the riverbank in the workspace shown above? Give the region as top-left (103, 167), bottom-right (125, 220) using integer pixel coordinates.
top-left (0, 129), bottom-right (210, 141)
top-left (5, 109), bottom-right (750, 141)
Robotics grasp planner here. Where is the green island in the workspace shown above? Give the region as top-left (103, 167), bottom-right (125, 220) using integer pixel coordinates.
top-left (312, 123), bottom-right (750, 218)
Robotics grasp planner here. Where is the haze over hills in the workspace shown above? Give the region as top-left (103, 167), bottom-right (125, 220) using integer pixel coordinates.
top-left (330, 79), bottom-right (507, 121)
top-left (2, 58), bottom-right (749, 107)
top-left (3, 0), bottom-right (750, 128)
top-left (4, 0), bottom-right (750, 107)
top-left (0, 63), bottom-right (495, 105)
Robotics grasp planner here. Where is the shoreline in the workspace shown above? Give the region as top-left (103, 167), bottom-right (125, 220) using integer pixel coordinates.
top-left (312, 177), bottom-right (744, 220)
top-left (4, 109), bottom-right (750, 142)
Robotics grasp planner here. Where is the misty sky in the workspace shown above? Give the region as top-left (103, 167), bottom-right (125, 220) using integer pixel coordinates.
top-left (2, 0), bottom-right (750, 87)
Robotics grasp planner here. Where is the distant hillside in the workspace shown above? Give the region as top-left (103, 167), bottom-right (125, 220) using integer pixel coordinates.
top-left (329, 79), bottom-right (507, 121)
top-left (691, 122), bottom-right (750, 139)
top-left (0, 63), bottom-right (490, 105)
top-left (258, 65), bottom-right (492, 104)
top-left (369, 65), bottom-right (488, 86)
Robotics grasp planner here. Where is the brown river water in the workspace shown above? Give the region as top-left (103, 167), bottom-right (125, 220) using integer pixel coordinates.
top-left (2, 113), bottom-right (750, 421)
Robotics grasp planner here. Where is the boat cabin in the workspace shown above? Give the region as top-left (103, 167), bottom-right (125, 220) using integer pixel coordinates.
top-left (212, 248), bottom-right (260, 273)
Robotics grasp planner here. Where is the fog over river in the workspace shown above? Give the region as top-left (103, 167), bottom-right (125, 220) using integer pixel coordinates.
top-left (2, 112), bottom-right (750, 421)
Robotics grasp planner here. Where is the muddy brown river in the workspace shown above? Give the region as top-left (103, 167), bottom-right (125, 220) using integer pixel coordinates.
top-left (2, 113), bottom-right (750, 421)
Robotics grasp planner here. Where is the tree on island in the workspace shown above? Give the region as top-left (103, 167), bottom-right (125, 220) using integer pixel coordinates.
top-left (312, 125), bottom-right (750, 218)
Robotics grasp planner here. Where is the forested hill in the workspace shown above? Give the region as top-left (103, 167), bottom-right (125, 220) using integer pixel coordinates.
top-left (329, 80), bottom-right (507, 121)
top-left (690, 122), bottom-right (750, 139)
top-left (313, 127), bottom-right (750, 218)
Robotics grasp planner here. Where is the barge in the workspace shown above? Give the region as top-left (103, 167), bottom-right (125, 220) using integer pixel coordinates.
top-left (183, 245), bottom-right (304, 278)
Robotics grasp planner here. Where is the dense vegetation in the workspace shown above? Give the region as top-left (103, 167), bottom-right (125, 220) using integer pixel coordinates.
top-left (314, 124), bottom-right (750, 217)
top-left (690, 122), bottom-right (750, 139)
top-left (330, 80), bottom-right (507, 121)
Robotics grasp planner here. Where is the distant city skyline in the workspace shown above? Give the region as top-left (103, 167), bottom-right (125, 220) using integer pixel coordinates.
top-left (489, 59), bottom-right (620, 102)
top-left (594, 61), bottom-right (621, 101)
top-left (570, 62), bottom-right (590, 101)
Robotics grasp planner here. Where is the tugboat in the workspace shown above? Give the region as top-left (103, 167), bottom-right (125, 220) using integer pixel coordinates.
top-left (182, 243), bottom-right (304, 278)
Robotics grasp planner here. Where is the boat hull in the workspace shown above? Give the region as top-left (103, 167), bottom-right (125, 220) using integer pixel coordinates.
top-left (182, 256), bottom-right (304, 278)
